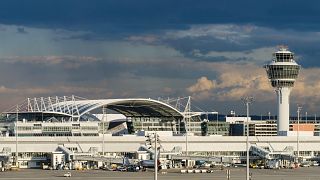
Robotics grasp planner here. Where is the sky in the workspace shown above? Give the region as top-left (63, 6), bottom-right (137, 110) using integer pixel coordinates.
top-left (0, 0), bottom-right (320, 116)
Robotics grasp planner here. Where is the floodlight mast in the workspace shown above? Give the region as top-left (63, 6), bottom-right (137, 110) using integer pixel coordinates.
top-left (15, 105), bottom-right (19, 167)
top-left (242, 96), bottom-right (253, 180)
top-left (184, 96), bottom-right (191, 158)
top-left (265, 46), bottom-right (300, 136)
top-left (154, 132), bottom-right (158, 180)
top-left (102, 106), bottom-right (107, 156)
top-left (297, 106), bottom-right (302, 163)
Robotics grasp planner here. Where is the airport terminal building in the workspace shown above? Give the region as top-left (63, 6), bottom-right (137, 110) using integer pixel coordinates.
top-left (1, 96), bottom-right (320, 169)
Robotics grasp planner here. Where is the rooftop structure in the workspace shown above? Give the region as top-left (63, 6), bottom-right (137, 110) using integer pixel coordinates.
top-left (0, 96), bottom-right (185, 137)
top-left (265, 46), bottom-right (300, 136)
top-left (4, 95), bottom-right (183, 122)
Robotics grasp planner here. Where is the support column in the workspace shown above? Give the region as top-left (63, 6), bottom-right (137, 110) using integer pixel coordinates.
top-left (276, 87), bottom-right (291, 136)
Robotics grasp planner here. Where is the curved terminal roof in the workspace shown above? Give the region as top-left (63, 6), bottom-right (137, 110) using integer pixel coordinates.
top-left (5, 96), bottom-right (184, 120)
top-left (52, 98), bottom-right (183, 118)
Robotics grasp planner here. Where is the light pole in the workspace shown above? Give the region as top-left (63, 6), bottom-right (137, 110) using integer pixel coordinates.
top-left (15, 105), bottom-right (19, 167)
top-left (184, 96), bottom-right (191, 158)
top-left (102, 106), bottom-right (107, 157)
top-left (154, 132), bottom-right (158, 180)
top-left (297, 106), bottom-right (302, 163)
top-left (242, 96), bottom-right (253, 180)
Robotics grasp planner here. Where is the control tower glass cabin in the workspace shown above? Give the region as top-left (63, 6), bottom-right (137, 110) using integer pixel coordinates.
top-left (265, 46), bottom-right (300, 136)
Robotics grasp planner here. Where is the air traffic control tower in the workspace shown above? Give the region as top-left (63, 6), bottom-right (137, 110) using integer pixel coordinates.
top-left (265, 46), bottom-right (300, 136)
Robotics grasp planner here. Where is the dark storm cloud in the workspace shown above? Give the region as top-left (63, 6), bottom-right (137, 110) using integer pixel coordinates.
top-left (0, 55), bottom-right (217, 85)
top-left (1, 0), bottom-right (319, 67)
top-left (1, 0), bottom-right (320, 115)
top-left (158, 24), bottom-right (320, 67)
top-left (1, 0), bottom-right (320, 33)
top-left (163, 36), bottom-right (248, 55)
top-left (0, 0), bottom-right (188, 36)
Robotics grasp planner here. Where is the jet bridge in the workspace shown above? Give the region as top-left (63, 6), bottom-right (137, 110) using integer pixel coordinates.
top-left (250, 143), bottom-right (295, 161)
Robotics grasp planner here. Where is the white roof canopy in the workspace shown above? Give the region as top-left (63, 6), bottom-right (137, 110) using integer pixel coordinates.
top-left (6, 96), bottom-right (183, 120)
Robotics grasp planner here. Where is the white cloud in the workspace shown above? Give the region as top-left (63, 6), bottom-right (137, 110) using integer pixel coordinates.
top-left (192, 47), bottom-right (276, 64)
top-left (165, 24), bottom-right (256, 43)
top-left (186, 61), bottom-right (320, 114)
top-left (187, 76), bottom-right (216, 93)
top-left (0, 85), bottom-right (107, 96)
top-left (186, 63), bottom-right (275, 102)
top-left (1, 55), bottom-right (101, 66)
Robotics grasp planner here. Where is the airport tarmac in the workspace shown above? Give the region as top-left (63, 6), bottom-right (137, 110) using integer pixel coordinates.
top-left (0, 167), bottom-right (320, 180)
